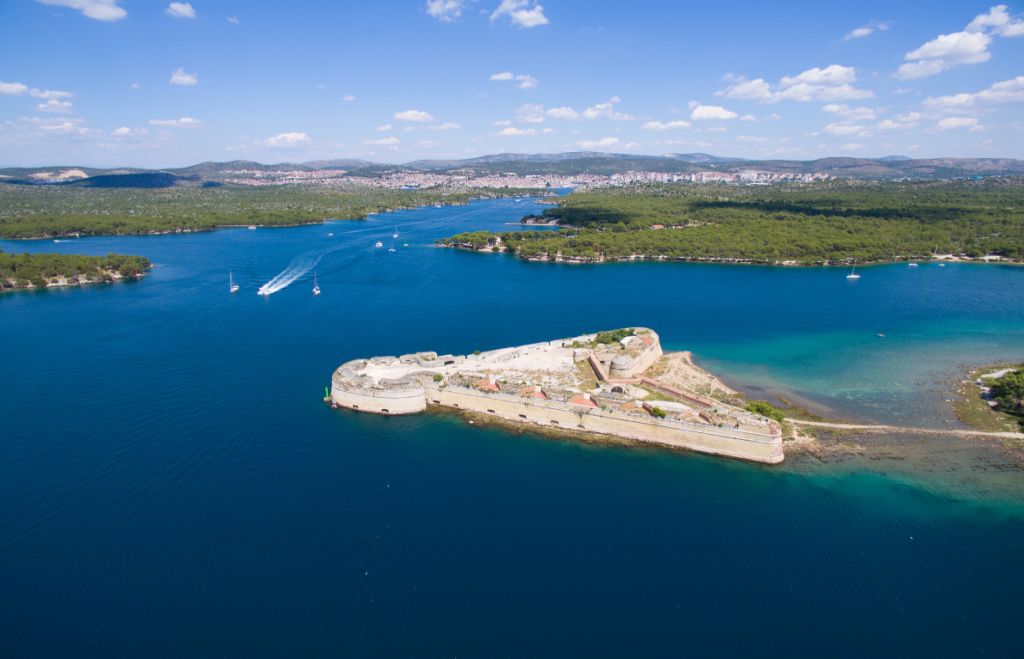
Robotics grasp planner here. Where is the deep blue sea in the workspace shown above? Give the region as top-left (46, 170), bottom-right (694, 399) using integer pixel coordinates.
top-left (2, 196), bottom-right (1024, 657)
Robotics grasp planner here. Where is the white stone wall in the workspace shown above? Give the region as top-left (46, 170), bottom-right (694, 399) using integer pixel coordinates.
top-left (331, 382), bottom-right (426, 415)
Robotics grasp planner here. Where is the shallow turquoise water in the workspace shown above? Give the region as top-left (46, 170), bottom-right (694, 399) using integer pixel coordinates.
top-left (2, 197), bottom-right (1023, 656)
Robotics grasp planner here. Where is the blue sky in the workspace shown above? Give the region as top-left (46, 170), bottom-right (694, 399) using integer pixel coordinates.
top-left (1, 0), bottom-right (1023, 166)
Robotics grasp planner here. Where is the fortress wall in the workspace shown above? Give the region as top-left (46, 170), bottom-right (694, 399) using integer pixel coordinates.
top-left (331, 382), bottom-right (426, 415)
top-left (425, 385), bottom-right (783, 464)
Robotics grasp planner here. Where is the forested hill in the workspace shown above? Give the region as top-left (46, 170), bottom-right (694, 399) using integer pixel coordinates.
top-left (438, 179), bottom-right (1024, 265)
top-left (0, 250), bottom-right (151, 290)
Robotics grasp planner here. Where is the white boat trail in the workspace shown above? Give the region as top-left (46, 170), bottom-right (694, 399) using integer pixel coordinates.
top-left (257, 246), bottom-right (344, 296)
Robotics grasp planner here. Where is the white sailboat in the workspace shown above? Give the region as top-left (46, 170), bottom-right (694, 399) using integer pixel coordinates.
top-left (312, 272), bottom-right (321, 296)
top-left (229, 270), bottom-right (240, 293)
top-left (846, 261), bottom-right (861, 280)
top-left (374, 240), bottom-right (384, 249)
top-left (392, 226), bottom-right (399, 239)
top-left (388, 243), bottom-right (396, 253)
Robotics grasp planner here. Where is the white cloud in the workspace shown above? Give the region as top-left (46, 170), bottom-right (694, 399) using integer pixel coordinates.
top-left (165, 2), bottom-right (195, 18)
top-left (0, 82), bottom-right (74, 101)
top-left (840, 143), bottom-right (864, 151)
top-left (896, 31), bottom-right (992, 79)
top-left (376, 124), bottom-right (393, 132)
top-left (490, 71), bottom-right (538, 89)
top-left (130, 82), bottom-right (141, 89)
top-left (895, 6), bottom-right (1024, 80)
top-left (227, 16), bottom-right (239, 24)
top-left (426, 0), bottom-right (465, 22)
top-left (169, 68), bottom-right (198, 86)
top-left (718, 65), bottom-right (872, 103)
top-left (924, 75), bottom-right (1024, 109)
top-left (843, 20), bottom-right (890, 41)
top-left (689, 102), bottom-right (738, 120)
top-left (823, 122), bottom-right (868, 136)
top-left (364, 136), bottom-right (401, 146)
top-left (264, 132), bottom-right (312, 147)
top-left (394, 109), bottom-right (434, 122)
top-left (546, 106), bottom-right (580, 120)
top-left (576, 137), bottom-right (619, 149)
top-left (495, 126), bottom-right (537, 136)
top-left (492, 119), bottom-right (512, 126)
top-left (429, 122), bottom-right (461, 130)
top-left (0, 81), bottom-right (30, 95)
top-left (966, 5), bottom-right (1024, 37)
top-left (822, 104), bottom-right (877, 120)
top-left (34, 117), bottom-right (89, 134)
top-left (937, 116), bottom-right (984, 131)
top-left (343, 94), bottom-right (356, 102)
top-left (416, 140), bottom-right (439, 148)
top-left (583, 96), bottom-right (634, 120)
top-left (516, 103), bottom-right (546, 123)
top-left (148, 117), bottom-right (202, 128)
top-left (736, 135), bottom-right (768, 143)
top-left (112, 126), bottom-right (132, 136)
top-left (491, 0), bottom-right (549, 28)
top-left (36, 0), bottom-right (126, 22)
top-left (37, 99), bottom-right (73, 113)
top-left (876, 118), bottom-right (916, 131)
top-left (642, 119), bottom-right (691, 130)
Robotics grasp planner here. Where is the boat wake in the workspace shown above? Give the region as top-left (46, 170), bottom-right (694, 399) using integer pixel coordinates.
top-left (257, 246), bottom-right (342, 296)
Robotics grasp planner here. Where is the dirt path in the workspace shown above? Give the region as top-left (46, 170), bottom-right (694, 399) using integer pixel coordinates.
top-left (786, 418), bottom-right (1024, 440)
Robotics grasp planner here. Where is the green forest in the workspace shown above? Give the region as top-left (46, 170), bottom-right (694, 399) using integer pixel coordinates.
top-left (0, 250), bottom-right (151, 290)
top-left (0, 184), bottom-right (545, 239)
top-left (439, 179), bottom-right (1024, 264)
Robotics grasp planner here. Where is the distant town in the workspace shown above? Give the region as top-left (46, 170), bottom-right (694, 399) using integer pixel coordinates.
top-left (220, 167), bottom-right (833, 189)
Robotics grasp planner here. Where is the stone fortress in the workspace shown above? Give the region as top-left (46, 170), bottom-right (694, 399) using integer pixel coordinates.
top-left (330, 328), bottom-right (784, 464)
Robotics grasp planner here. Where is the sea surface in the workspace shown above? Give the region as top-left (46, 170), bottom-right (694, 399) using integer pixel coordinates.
top-left (2, 196), bottom-right (1023, 656)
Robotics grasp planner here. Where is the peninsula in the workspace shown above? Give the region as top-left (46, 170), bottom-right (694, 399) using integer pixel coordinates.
top-left (329, 328), bottom-right (784, 464)
top-left (439, 179), bottom-right (1024, 266)
top-left (0, 250), bottom-right (150, 291)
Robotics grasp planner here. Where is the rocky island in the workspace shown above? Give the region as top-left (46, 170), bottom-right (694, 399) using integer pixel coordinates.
top-left (330, 328), bottom-right (784, 464)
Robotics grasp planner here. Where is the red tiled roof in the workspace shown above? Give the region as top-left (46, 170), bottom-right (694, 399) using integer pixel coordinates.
top-left (569, 394), bottom-right (599, 408)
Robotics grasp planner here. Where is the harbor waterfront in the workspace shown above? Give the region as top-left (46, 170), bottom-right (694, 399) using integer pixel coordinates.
top-left (2, 196), bottom-right (1024, 655)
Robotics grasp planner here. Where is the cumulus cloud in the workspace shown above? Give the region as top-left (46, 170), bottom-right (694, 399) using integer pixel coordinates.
top-left (429, 122), bottom-right (461, 130)
top-left (689, 102), bottom-right (738, 120)
top-left (490, 0), bottom-right (549, 28)
top-left (227, 16), bottom-right (239, 24)
top-left (425, 0), bottom-right (465, 22)
top-left (576, 137), bottom-right (619, 149)
top-left (546, 106), bottom-right (579, 120)
top-left (843, 20), bottom-right (890, 41)
top-left (822, 104), bottom-right (877, 120)
top-left (376, 124), bottom-right (393, 132)
top-left (364, 136), bottom-right (401, 146)
top-left (1, 82), bottom-right (74, 101)
top-left (495, 126), bottom-right (537, 136)
top-left (966, 4), bottom-right (1024, 37)
top-left (343, 94), bottom-right (356, 102)
top-left (37, 99), bottom-right (73, 113)
top-left (936, 116), bottom-right (984, 131)
top-left (823, 122), bottom-right (868, 136)
top-left (582, 96), bottom-right (634, 120)
top-left (394, 109), bottom-right (434, 122)
top-left (718, 65), bottom-right (872, 102)
top-left (36, 0), bottom-right (126, 22)
top-left (263, 132), bottom-right (312, 147)
top-left (148, 117), bottom-right (202, 128)
top-left (516, 103), bottom-right (546, 123)
top-left (642, 119), bottom-right (691, 130)
top-left (895, 6), bottom-right (1024, 80)
top-left (924, 75), bottom-right (1024, 109)
top-left (169, 68), bottom-right (198, 86)
top-left (490, 71), bottom-right (538, 89)
top-left (112, 126), bottom-right (132, 136)
top-left (165, 2), bottom-right (195, 18)
top-left (0, 81), bottom-right (30, 95)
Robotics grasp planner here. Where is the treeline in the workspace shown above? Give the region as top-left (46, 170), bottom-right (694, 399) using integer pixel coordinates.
top-left (0, 184), bottom-right (544, 239)
top-left (0, 249), bottom-right (151, 289)
top-left (439, 179), bottom-right (1024, 263)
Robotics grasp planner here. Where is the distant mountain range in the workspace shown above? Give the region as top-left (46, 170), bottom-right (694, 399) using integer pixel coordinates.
top-left (3, 152), bottom-right (1023, 186)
